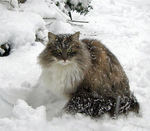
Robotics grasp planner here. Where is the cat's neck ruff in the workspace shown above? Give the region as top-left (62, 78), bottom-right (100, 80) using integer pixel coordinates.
top-left (40, 60), bottom-right (83, 98)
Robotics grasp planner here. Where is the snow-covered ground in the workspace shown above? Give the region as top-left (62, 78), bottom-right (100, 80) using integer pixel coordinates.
top-left (0, 0), bottom-right (150, 130)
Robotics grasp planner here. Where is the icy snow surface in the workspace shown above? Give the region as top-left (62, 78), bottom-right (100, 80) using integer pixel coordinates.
top-left (0, 0), bottom-right (150, 130)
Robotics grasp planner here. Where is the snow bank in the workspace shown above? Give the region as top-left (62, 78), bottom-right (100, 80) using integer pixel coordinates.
top-left (0, 5), bottom-right (45, 47)
top-left (0, 100), bottom-right (148, 131)
top-left (0, 100), bottom-right (48, 131)
top-left (19, 0), bottom-right (55, 18)
top-left (20, 0), bottom-right (69, 20)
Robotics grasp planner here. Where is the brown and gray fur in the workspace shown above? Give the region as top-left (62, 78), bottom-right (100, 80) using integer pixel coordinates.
top-left (39, 32), bottom-right (139, 117)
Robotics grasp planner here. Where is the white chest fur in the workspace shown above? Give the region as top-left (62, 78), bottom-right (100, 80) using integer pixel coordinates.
top-left (40, 61), bottom-right (83, 98)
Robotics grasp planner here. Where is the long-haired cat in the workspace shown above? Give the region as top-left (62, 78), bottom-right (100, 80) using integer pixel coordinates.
top-left (38, 32), bottom-right (139, 117)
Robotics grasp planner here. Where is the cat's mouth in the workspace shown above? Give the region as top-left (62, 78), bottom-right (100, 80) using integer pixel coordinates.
top-left (57, 60), bottom-right (72, 66)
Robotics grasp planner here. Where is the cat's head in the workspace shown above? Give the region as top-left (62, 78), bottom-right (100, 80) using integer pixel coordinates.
top-left (39, 32), bottom-right (90, 69)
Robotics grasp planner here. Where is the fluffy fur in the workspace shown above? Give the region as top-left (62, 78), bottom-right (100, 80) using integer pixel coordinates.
top-left (38, 32), bottom-right (139, 117)
top-left (39, 60), bottom-right (84, 98)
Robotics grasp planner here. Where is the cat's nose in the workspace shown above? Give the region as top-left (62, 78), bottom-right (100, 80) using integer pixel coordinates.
top-left (62, 53), bottom-right (67, 61)
top-left (63, 58), bottom-right (67, 62)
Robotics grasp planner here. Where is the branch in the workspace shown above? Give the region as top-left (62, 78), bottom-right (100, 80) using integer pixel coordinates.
top-left (68, 20), bottom-right (89, 23)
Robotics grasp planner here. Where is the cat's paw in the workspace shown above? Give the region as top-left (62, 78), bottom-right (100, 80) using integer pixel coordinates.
top-left (0, 43), bottom-right (11, 57)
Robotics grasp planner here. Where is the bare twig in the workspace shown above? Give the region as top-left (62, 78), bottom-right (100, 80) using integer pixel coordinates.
top-left (43, 17), bottom-right (57, 20)
top-left (68, 20), bottom-right (89, 23)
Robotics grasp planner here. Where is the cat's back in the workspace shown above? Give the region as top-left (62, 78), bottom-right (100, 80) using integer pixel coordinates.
top-left (81, 38), bottom-right (130, 97)
top-left (81, 39), bottom-right (118, 64)
top-left (81, 39), bottom-right (104, 49)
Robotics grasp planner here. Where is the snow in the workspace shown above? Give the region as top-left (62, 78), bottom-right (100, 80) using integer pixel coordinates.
top-left (20, 0), bottom-right (55, 18)
top-left (49, 20), bottom-right (74, 34)
top-left (0, 4), bottom-right (46, 47)
top-left (0, 0), bottom-right (150, 130)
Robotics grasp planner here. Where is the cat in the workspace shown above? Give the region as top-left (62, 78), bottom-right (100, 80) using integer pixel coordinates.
top-left (38, 32), bottom-right (139, 117)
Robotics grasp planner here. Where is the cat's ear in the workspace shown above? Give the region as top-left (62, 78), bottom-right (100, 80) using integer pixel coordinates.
top-left (48, 32), bottom-right (56, 43)
top-left (71, 32), bottom-right (80, 41)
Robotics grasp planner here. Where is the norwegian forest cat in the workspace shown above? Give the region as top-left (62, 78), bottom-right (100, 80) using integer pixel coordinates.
top-left (38, 32), bottom-right (139, 118)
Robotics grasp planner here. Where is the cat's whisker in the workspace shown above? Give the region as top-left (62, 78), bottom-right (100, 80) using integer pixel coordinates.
top-left (57, 60), bottom-right (72, 66)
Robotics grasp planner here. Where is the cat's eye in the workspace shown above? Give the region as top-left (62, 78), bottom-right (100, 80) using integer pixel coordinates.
top-left (67, 48), bottom-right (72, 53)
top-left (56, 49), bottom-right (62, 55)
top-left (57, 49), bottom-right (61, 53)
top-left (67, 49), bottom-right (72, 56)
top-left (51, 49), bottom-right (62, 56)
